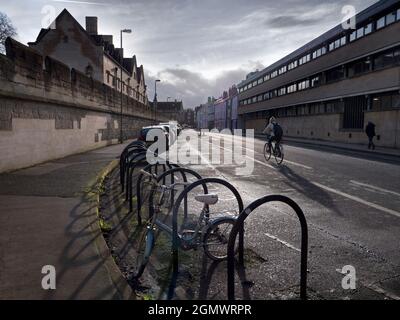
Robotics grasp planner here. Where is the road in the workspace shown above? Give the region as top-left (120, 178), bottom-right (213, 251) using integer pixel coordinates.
top-left (173, 130), bottom-right (400, 299)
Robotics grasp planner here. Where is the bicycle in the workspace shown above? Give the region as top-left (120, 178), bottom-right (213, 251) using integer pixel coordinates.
top-left (264, 139), bottom-right (284, 164)
top-left (133, 170), bottom-right (238, 279)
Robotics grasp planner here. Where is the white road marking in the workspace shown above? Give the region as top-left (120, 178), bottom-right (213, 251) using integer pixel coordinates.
top-left (207, 134), bottom-right (313, 170)
top-left (265, 232), bottom-right (301, 252)
top-left (312, 181), bottom-right (400, 218)
top-left (204, 138), bottom-right (274, 169)
top-left (350, 180), bottom-right (400, 197)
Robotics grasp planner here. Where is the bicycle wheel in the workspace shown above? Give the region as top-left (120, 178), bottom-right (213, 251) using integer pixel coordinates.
top-left (274, 144), bottom-right (284, 165)
top-left (263, 143), bottom-right (272, 161)
top-left (203, 217), bottom-right (238, 261)
top-left (132, 225), bottom-right (155, 279)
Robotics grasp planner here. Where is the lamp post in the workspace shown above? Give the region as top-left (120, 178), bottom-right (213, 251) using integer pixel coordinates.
top-left (119, 28), bottom-right (132, 144)
top-left (154, 79), bottom-right (161, 122)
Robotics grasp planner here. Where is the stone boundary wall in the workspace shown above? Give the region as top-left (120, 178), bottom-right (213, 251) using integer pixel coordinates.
top-left (0, 38), bottom-right (166, 172)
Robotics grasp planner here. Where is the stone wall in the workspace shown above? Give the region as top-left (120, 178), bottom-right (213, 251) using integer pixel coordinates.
top-left (0, 38), bottom-right (164, 172)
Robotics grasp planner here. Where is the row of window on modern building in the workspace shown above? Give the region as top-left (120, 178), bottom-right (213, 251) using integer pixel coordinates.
top-left (240, 45), bottom-right (400, 107)
top-left (245, 90), bottom-right (400, 119)
top-left (238, 7), bottom-right (400, 94)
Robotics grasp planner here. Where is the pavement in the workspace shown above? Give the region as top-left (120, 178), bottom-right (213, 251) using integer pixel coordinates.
top-left (0, 142), bottom-right (134, 300)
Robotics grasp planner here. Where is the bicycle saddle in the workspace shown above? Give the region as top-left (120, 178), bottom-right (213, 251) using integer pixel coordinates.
top-left (194, 193), bottom-right (218, 205)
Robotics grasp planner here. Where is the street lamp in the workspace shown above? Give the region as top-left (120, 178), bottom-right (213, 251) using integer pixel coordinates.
top-left (154, 79), bottom-right (161, 122)
top-left (119, 28), bottom-right (132, 144)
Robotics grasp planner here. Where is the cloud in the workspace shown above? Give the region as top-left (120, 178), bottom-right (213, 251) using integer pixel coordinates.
top-left (266, 15), bottom-right (321, 29)
top-left (145, 62), bottom-right (265, 109)
top-left (2, 0), bottom-right (379, 107)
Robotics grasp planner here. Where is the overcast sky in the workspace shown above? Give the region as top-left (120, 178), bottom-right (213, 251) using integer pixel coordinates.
top-left (1, 0), bottom-right (378, 108)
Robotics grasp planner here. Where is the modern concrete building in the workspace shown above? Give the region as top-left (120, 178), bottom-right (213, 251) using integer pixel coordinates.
top-left (28, 9), bottom-right (148, 105)
top-left (237, 0), bottom-right (400, 148)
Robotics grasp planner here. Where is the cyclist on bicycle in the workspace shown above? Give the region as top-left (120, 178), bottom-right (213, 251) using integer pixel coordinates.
top-left (263, 116), bottom-right (283, 153)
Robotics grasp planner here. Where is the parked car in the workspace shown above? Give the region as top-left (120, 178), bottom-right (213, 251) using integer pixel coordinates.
top-left (158, 122), bottom-right (182, 145)
top-left (138, 125), bottom-right (169, 148)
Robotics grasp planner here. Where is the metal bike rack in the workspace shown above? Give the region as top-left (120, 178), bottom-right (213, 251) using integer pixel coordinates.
top-left (134, 162), bottom-right (180, 217)
top-left (126, 151), bottom-right (149, 201)
top-left (120, 143), bottom-right (147, 191)
top-left (227, 195), bottom-right (308, 300)
top-left (169, 177), bottom-right (244, 299)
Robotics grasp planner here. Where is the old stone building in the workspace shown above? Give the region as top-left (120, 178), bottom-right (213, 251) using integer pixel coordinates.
top-left (28, 9), bottom-right (148, 105)
top-left (150, 100), bottom-right (184, 122)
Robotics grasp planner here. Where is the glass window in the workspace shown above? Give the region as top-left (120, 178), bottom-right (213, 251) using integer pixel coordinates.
top-left (393, 93), bottom-right (400, 108)
top-left (329, 42), bottom-right (335, 51)
top-left (394, 49), bottom-right (400, 63)
top-left (264, 74), bottom-right (270, 81)
top-left (252, 81), bottom-right (257, 87)
top-left (321, 46), bottom-right (327, 55)
top-left (377, 16), bottom-right (385, 29)
top-left (364, 23), bottom-right (372, 35)
top-left (258, 78), bottom-right (263, 85)
top-left (398, 9), bottom-right (400, 21)
top-left (311, 76), bottom-right (320, 87)
top-left (340, 36), bottom-right (346, 46)
top-left (248, 83), bottom-right (253, 89)
top-left (335, 39), bottom-right (341, 48)
top-left (326, 66), bottom-right (345, 83)
top-left (349, 58), bottom-right (370, 77)
top-left (357, 27), bottom-right (364, 39)
top-left (381, 95), bottom-right (392, 109)
top-left (386, 12), bottom-right (396, 25)
top-left (374, 50), bottom-right (396, 69)
top-left (350, 31), bottom-right (356, 42)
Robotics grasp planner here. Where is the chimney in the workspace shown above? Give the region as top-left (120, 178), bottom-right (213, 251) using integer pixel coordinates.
top-left (85, 17), bottom-right (98, 35)
top-left (115, 48), bottom-right (124, 62)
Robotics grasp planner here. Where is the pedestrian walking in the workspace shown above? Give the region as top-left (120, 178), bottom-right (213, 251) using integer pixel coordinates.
top-left (365, 121), bottom-right (376, 150)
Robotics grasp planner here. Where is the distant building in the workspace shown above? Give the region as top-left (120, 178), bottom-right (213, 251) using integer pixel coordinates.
top-left (28, 9), bottom-right (148, 105)
top-left (228, 86), bottom-right (239, 130)
top-left (181, 108), bottom-right (195, 127)
top-left (150, 100), bottom-right (183, 122)
top-left (237, 0), bottom-right (400, 148)
top-left (214, 91), bottom-right (228, 130)
top-left (195, 103), bottom-right (208, 129)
